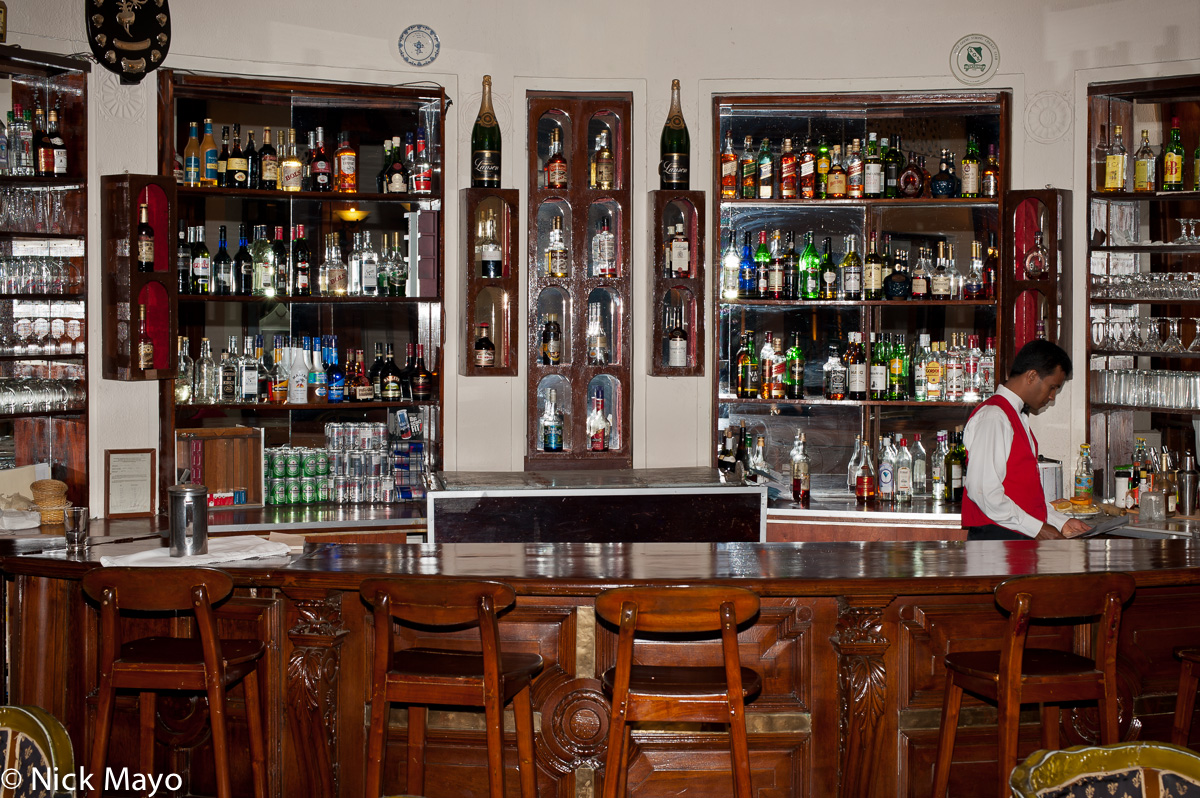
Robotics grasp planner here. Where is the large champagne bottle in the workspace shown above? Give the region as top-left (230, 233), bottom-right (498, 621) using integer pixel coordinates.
top-left (471, 75), bottom-right (501, 188)
top-left (659, 78), bottom-right (689, 190)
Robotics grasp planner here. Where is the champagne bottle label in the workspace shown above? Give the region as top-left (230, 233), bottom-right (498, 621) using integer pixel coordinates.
top-left (473, 150), bottom-right (500, 184)
top-left (660, 154), bottom-right (688, 187)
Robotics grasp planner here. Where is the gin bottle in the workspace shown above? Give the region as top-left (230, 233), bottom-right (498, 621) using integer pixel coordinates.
top-left (895, 438), bottom-right (914, 503)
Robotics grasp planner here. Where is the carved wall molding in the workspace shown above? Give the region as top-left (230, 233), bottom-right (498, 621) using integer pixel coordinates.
top-left (533, 665), bottom-right (610, 774)
top-left (284, 591), bottom-right (348, 798)
top-left (832, 596), bottom-right (894, 798)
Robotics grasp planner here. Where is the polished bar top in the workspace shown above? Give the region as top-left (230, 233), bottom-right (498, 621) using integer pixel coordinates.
top-left (6, 538), bottom-right (1200, 594)
top-left (434, 467), bottom-right (738, 492)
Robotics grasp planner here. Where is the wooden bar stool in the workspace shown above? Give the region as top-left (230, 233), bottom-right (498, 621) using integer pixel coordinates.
top-left (82, 566), bottom-right (267, 798)
top-left (359, 578), bottom-right (543, 798)
top-left (931, 572), bottom-right (1136, 798)
top-left (1171, 647), bottom-right (1200, 745)
top-left (595, 585), bottom-right (762, 798)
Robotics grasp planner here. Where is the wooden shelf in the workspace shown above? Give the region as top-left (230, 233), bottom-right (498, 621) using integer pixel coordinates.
top-left (176, 400), bottom-right (435, 411)
top-left (1089, 297), bottom-right (1200, 305)
top-left (177, 293), bottom-right (439, 304)
top-left (0, 44), bottom-right (90, 78)
top-left (1087, 190), bottom-right (1200, 202)
top-left (0, 231), bottom-right (85, 240)
top-left (0, 176), bottom-right (85, 189)
top-left (720, 396), bottom-right (982, 408)
top-left (721, 298), bottom-right (996, 307)
top-left (720, 196), bottom-right (999, 208)
top-left (177, 185), bottom-right (440, 206)
top-left (1089, 244), bottom-right (1200, 254)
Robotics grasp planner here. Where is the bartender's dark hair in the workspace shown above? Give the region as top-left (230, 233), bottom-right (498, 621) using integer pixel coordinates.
top-left (1009, 339), bottom-right (1072, 379)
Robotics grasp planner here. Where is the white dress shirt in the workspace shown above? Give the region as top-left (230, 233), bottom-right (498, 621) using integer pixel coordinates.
top-left (962, 384), bottom-right (1069, 537)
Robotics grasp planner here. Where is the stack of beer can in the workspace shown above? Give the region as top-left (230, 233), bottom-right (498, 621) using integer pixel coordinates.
top-left (263, 420), bottom-right (428, 506)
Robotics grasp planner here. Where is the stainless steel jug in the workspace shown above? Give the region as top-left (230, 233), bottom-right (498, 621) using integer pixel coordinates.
top-left (168, 484), bottom-right (208, 557)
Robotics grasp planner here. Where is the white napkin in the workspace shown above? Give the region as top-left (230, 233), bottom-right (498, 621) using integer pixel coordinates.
top-left (0, 509), bottom-right (43, 531)
top-left (99, 535), bottom-right (292, 567)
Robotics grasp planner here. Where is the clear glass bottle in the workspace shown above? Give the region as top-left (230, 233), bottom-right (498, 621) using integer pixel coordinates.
top-left (175, 336), bottom-right (193, 404)
top-left (591, 217), bottom-right (616, 277)
top-left (895, 438), bottom-right (914, 503)
top-left (721, 229), bottom-right (740, 300)
top-left (791, 430), bottom-right (811, 507)
top-left (1074, 444), bottom-right (1095, 501)
top-left (964, 240), bottom-right (985, 299)
top-left (910, 246), bottom-right (931, 299)
top-left (359, 231), bottom-right (379, 297)
top-left (586, 303), bottom-right (609, 366)
top-left (822, 344), bottom-right (847, 401)
top-left (545, 215), bottom-right (569, 278)
top-left (931, 430), bottom-right (949, 504)
top-left (1023, 231), bottom-right (1049, 279)
top-left (913, 333), bottom-right (931, 402)
top-left (478, 209), bottom-right (503, 278)
top-left (911, 433), bottom-right (928, 496)
top-left (586, 387), bottom-right (611, 452)
top-left (667, 308), bottom-right (688, 369)
top-left (219, 337), bottom-right (240, 403)
top-left (346, 232), bottom-right (364, 296)
top-left (854, 439), bottom-right (876, 505)
top-left (846, 433), bottom-right (863, 493)
top-left (1132, 129), bottom-right (1157, 192)
top-left (194, 337), bottom-right (219, 404)
top-left (930, 241), bottom-right (953, 299)
top-left (979, 336), bottom-right (996, 398)
top-left (541, 388), bottom-right (565, 452)
top-left (963, 334), bottom-right (983, 403)
top-left (1103, 125), bottom-right (1128, 192)
top-left (757, 332), bottom-right (776, 399)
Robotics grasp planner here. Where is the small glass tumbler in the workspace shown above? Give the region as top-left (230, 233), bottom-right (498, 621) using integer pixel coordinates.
top-left (63, 506), bottom-right (90, 552)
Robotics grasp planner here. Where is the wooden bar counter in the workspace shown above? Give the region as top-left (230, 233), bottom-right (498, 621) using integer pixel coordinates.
top-left (4, 536), bottom-right (1200, 798)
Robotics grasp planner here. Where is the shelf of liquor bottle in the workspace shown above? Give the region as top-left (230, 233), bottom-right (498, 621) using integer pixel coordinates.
top-left (176, 400), bottom-right (436, 411)
top-left (1087, 190), bottom-right (1200, 202)
top-left (1091, 349), bottom-right (1200, 359)
top-left (719, 298), bottom-right (996, 307)
top-left (1089, 296), bottom-right (1200, 305)
top-left (0, 292), bottom-right (86, 300)
top-left (0, 408), bottom-right (85, 419)
top-left (175, 185), bottom-right (441, 208)
top-left (0, 231), bottom-right (85, 241)
top-left (719, 196), bottom-right (999, 208)
top-left (0, 176), bottom-right (85, 190)
top-left (176, 294), bottom-right (438, 305)
top-left (1090, 244), bottom-right (1200, 254)
top-left (0, 44), bottom-right (91, 78)
top-left (0, 352), bottom-right (85, 361)
top-left (528, 186), bottom-right (628, 202)
top-left (719, 396), bottom-right (981, 408)
top-left (1091, 403), bottom-right (1200, 416)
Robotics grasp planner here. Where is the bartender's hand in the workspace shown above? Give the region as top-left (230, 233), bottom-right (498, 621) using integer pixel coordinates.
top-left (1035, 522), bottom-right (1066, 539)
top-left (1060, 518), bottom-right (1092, 538)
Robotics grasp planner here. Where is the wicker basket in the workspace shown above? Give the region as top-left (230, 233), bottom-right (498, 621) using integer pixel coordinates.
top-left (31, 479), bottom-right (69, 524)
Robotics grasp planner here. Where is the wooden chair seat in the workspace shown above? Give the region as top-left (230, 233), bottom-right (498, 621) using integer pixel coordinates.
top-left (83, 566), bottom-right (267, 798)
top-left (361, 578), bottom-right (542, 798)
top-left (596, 585), bottom-right (761, 798)
top-left (1172, 647), bottom-right (1200, 745)
top-left (932, 572), bottom-right (1136, 798)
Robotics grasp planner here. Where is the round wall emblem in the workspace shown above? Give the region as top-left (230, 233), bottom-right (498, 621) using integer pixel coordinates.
top-left (949, 34), bottom-right (1000, 85)
top-left (398, 24), bottom-right (440, 67)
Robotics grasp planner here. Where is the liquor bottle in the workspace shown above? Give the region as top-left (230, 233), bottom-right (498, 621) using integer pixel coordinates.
top-left (541, 313), bottom-right (563, 365)
top-left (864, 132), bottom-right (884, 198)
top-left (593, 217), bottom-right (617, 277)
top-left (248, 225), bottom-right (272, 297)
top-left (944, 334), bottom-right (964, 401)
top-left (227, 124), bottom-right (249, 188)
top-left (929, 150), bottom-right (955, 198)
top-left (910, 433), bottom-right (928, 494)
top-left (212, 225), bottom-right (233, 295)
top-left (845, 139), bottom-right (864, 199)
top-left (306, 338), bottom-right (327, 404)
top-left (587, 132), bottom-right (602, 189)
top-left (371, 343), bottom-right (397, 400)
top-left (408, 344), bottom-right (432, 401)
top-left (738, 231), bottom-right (755, 299)
top-left (585, 388), bottom-right (611, 452)
top-left (756, 138), bottom-right (774, 199)
top-left (734, 331), bottom-right (759, 399)
top-left (948, 153), bottom-right (962, 196)
top-left (135, 304), bottom-right (154, 371)
top-left (782, 231), bottom-right (799, 300)
top-left (833, 234), bottom-right (861, 301)
top-left (352, 349), bottom-right (374, 401)
top-left (766, 229), bottom-right (784, 299)
top-left (135, 202), bottom-right (155, 273)
top-left (800, 231), bottom-right (820, 300)
top-left (586, 302), bottom-right (610, 365)
top-left (540, 389), bottom-right (565, 452)
top-left (245, 129), bottom-right (261, 190)
top-left (888, 247), bottom-right (912, 300)
top-left (753, 230), bottom-right (770, 299)
top-left (783, 332), bottom-right (806, 399)
top-left (190, 225), bottom-right (211, 295)
top-left (545, 215), bottom-right (569, 278)
top-left (1131, 129), bottom-right (1157, 192)
top-left (544, 127), bottom-right (567, 189)
top-left (253, 335), bottom-right (270, 401)
top-left (310, 126), bottom-right (332, 191)
top-left (660, 79), bottom-right (689, 190)
top-left (863, 232), bottom-right (884, 300)
top-left (930, 242), bottom-right (952, 299)
top-left (721, 229), bottom-right (740, 300)
top-left (43, 110), bottom-right (66, 176)
top-left (799, 138), bottom-right (818, 199)
top-left (200, 119), bottom-right (218, 186)
top-left (877, 435), bottom-right (896, 504)
top-left (887, 335), bottom-right (909, 400)
top-left (930, 430), bottom-right (949, 503)
top-left (908, 246), bottom-right (930, 300)
top-left (846, 332), bottom-right (867, 400)
top-left (739, 135), bottom-right (757, 199)
top-left (948, 431), bottom-right (966, 503)
top-left (194, 337), bottom-right (219, 404)
top-left (257, 126), bottom-right (278, 190)
top-left (719, 133), bottom-right (738, 199)
top-left (175, 336), bottom-right (193, 403)
top-left (12, 107), bottom-right (31, 177)
top-left (898, 151), bottom-right (924, 198)
top-left (326, 233), bottom-right (348, 296)
top-left (963, 334), bottom-right (983, 402)
top-left (822, 344), bottom-right (847, 401)
top-left (894, 438), bottom-right (913, 503)
top-left (964, 241), bottom-right (985, 299)
top-left (359, 231), bottom-right (379, 297)
top-left (320, 346), bottom-right (343, 403)
top-left (778, 138), bottom-right (797, 199)
top-left (814, 136), bottom-right (831, 198)
top-left (384, 135), bottom-right (407, 193)
top-left (819, 238), bottom-right (838, 300)
top-left (284, 337), bottom-right (308, 404)
top-left (1164, 117), bottom-right (1185, 191)
top-left (981, 144), bottom-right (1000, 198)
top-left (979, 336), bottom-right (996, 398)
top-left (766, 335), bottom-right (787, 399)
top-left (791, 430), bottom-right (811, 507)
top-left (854, 439), bottom-right (877, 505)
top-left (240, 334), bottom-right (260, 404)
top-left (960, 135), bottom-right (981, 197)
top-left (883, 135), bottom-right (904, 198)
top-left (869, 333), bottom-right (889, 401)
top-left (474, 209), bottom-right (503, 278)
top-left (844, 434), bottom-right (863, 492)
top-left (334, 131), bottom-right (357, 193)
top-left (220, 337), bottom-right (240, 403)
top-left (176, 221), bottom-right (191, 294)
top-left (266, 335), bottom-right (288, 404)
top-left (280, 129), bottom-right (303, 192)
top-left (668, 222), bottom-right (690, 279)
top-left (289, 225), bottom-right (310, 296)
top-left (31, 105), bottom-right (47, 176)
top-left (344, 231), bottom-right (364, 297)
top-left (214, 125), bottom-right (230, 187)
top-left (272, 226), bottom-right (290, 297)
top-left (471, 75), bottom-right (502, 188)
top-left (978, 232), bottom-right (997, 300)
top-left (912, 333), bottom-right (930, 401)
top-left (1103, 125), bottom-right (1128, 192)
top-left (183, 122), bottom-right (201, 186)
top-left (925, 341), bottom-right (945, 401)
top-left (667, 309), bottom-right (688, 368)
top-left (1023, 231), bottom-right (1049, 279)
top-left (755, 331), bottom-right (775, 399)
top-left (826, 145), bottom-right (847, 199)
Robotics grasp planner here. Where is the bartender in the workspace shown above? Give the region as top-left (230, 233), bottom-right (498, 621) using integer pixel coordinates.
top-left (961, 340), bottom-right (1090, 541)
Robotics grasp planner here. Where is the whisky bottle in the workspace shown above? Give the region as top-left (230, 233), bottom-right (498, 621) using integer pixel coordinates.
top-left (212, 225), bottom-right (232, 295)
top-left (782, 231), bottom-right (799, 300)
top-left (1133, 129), bottom-right (1157, 192)
top-left (544, 128), bottom-right (567, 189)
top-left (815, 136), bottom-right (831, 198)
top-left (586, 388), bottom-right (611, 452)
top-left (756, 138), bottom-right (774, 199)
top-left (910, 246), bottom-right (930, 299)
top-left (1103, 125), bottom-right (1128, 192)
top-left (227, 124), bottom-right (249, 188)
top-left (1164, 117), bottom-right (1184, 191)
top-left (311, 126), bottom-right (333, 191)
top-left (754, 230), bottom-right (770, 298)
top-left (659, 78), bottom-right (689, 190)
top-left (478, 209), bottom-right (503, 278)
top-left (869, 333), bottom-right (889, 400)
top-left (826, 145), bottom-right (847, 199)
top-left (183, 122), bottom-right (201, 186)
top-left (778, 138), bottom-right (797, 199)
top-left (799, 138), bottom-right (817, 199)
top-left (136, 304), bottom-right (154, 371)
top-left (719, 133), bottom-right (738, 199)
top-left (545, 215), bottom-right (569, 278)
top-left (259, 127), bottom-right (278, 190)
top-left (863, 232), bottom-right (884, 300)
top-left (200, 119), bottom-right (218, 186)
top-left (136, 203), bottom-right (155, 273)
top-left (474, 322), bottom-right (496, 367)
top-left (930, 242), bottom-right (952, 299)
top-left (841, 234), bottom-right (862, 300)
top-left (739, 135), bottom-right (757, 199)
top-left (846, 332), bottom-right (867, 400)
top-left (845, 139), bottom-right (864, 199)
top-left (757, 332), bottom-right (776, 399)
top-left (1023, 231), bottom-right (1049, 279)
top-left (981, 144), bottom-right (1000, 198)
top-left (960, 134), bottom-right (981, 197)
top-left (929, 150), bottom-right (955, 197)
top-left (767, 228), bottom-right (784, 299)
top-left (245, 129), bottom-right (260, 190)
top-left (541, 313), bottom-right (563, 365)
top-left (353, 349), bottom-right (375, 401)
top-left (855, 439), bottom-right (877, 504)
top-left (586, 302), bottom-right (609, 365)
top-left (334, 131), bottom-right (357, 193)
top-left (44, 110), bottom-right (65, 176)
top-left (280, 129), bottom-right (303, 192)
top-left (541, 389), bottom-right (565, 452)
top-left (215, 125), bottom-right (230, 187)
top-left (734, 331), bottom-right (759, 399)
top-left (471, 75), bottom-right (501, 188)
top-left (863, 133), bottom-right (884, 198)
top-left (595, 130), bottom-right (615, 189)
top-left (822, 345), bottom-right (847, 401)
top-left (667, 222), bottom-right (688, 278)
top-left (667, 308), bottom-right (688, 368)
top-left (883, 248), bottom-right (911, 300)
top-left (783, 332), bottom-right (806, 399)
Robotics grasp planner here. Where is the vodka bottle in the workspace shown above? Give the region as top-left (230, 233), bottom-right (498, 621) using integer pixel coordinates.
top-left (359, 231), bottom-right (379, 296)
top-left (895, 438), bottom-right (914, 503)
top-left (847, 434), bottom-right (863, 493)
top-left (347, 232), bottom-right (364, 296)
top-left (877, 435), bottom-right (896, 504)
top-left (913, 333), bottom-right (931, 402)
top-left (931, 430), bottom-right (950, 504)
top-left (963, 334), bottom-right (983, 403)
top-left (979, 337), bottom-right (996, 398)
top-left (911, 433), bottom-right (928, 496)
top-left (240, 334), bottom-right (259, 403)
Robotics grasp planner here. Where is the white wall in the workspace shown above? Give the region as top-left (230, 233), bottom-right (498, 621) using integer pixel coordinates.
top-left (11, 0), bottom-right (1200, 507)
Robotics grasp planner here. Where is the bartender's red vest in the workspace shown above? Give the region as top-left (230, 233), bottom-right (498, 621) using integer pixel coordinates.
top-left (961, 394), bottom-right (1048, 528)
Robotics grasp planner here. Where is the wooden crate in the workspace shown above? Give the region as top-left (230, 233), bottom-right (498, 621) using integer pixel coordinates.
top-left (174, 427), bottom-right (264, 507)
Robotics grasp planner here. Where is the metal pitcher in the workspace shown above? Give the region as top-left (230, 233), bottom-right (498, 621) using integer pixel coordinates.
top-left (168, 484), bottom-right (208, 557)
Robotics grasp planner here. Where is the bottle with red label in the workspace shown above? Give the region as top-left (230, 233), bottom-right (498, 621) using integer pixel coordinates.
top-left (412, 126), bottom-right (433, 195)
top-left (310, 126), bottom-right (332, 191)
top-left (587, 388), bottom-right (611, 452)
top-left (334, 131), bottom-right (357, 193)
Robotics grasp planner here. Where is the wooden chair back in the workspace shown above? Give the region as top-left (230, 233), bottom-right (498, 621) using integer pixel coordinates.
top-left (594, 585), bottom-right (760, 633)
top-left (994, 572), bottom-right (1136, 620)
top-left (358, 578), bottom-right (516, 626)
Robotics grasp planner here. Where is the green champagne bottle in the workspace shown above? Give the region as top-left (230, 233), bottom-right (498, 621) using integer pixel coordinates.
top-left (471, 75), bottom-right (501, 188)
top-left (659, 78), bottom-right (689, 190)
